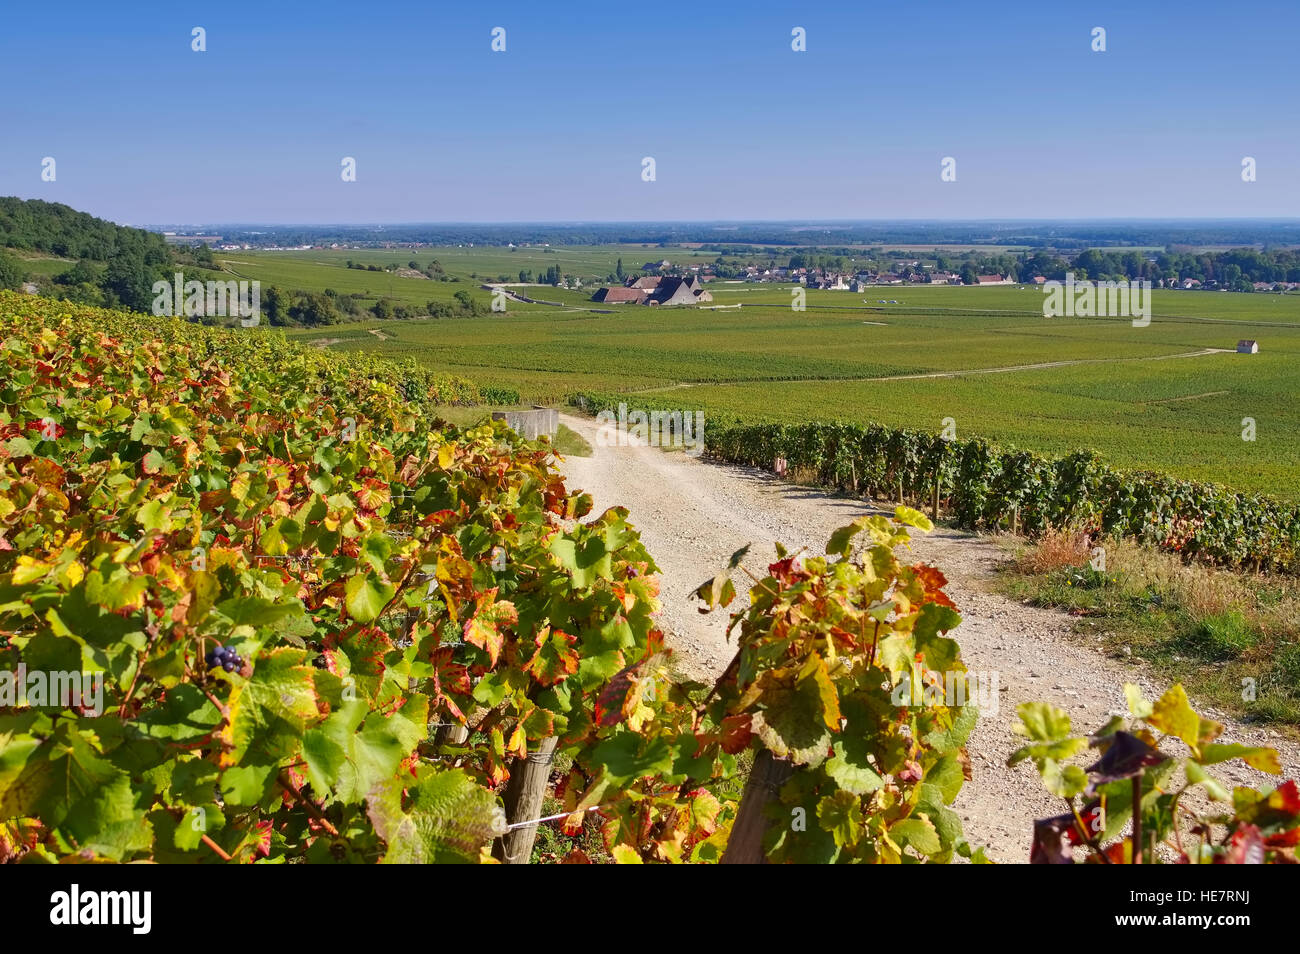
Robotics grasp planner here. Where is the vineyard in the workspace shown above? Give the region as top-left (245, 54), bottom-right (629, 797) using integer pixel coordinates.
top-left (0, 292), bottom-right (1295, 865)
top-left (284, 282), bottom-right (1300, 498)
top-left (570, 391), bottom-right (1300, 574)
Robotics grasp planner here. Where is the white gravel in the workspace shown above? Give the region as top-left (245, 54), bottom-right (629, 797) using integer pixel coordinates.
top-left (556, 412), bottom-right (1300, 863)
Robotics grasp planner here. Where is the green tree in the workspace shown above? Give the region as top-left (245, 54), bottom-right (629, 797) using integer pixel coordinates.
top-left (262, 286), bottom-right (289, 326)
top-left (56, 259), bottom-right (98, 286)
top-left (0, 249), bottom-right (25, 291)
top-left (453, 289), bottom-right (480, 315)
top-left (102, 252), bottom-right (155, 312)
top-left (289, 292), bottom-right (340, 326)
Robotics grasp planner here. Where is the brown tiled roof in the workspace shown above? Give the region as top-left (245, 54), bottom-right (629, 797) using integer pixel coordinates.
top-left (593, 286), bottom-right (647, 303)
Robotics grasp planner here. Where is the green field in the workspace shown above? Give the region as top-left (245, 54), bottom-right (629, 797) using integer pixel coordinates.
top-left (219, 249), bottom-right (1300, 499)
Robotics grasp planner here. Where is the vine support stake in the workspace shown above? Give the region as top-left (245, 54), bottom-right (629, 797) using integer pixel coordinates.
top-left (932, 475), bottom-right (941, 521)
top-left (720, 749), bottom-right (794, 864)
top-left (493, 736), bottom-right (559, 864)
top-left (1131, 774), bottom-right (1143, 864)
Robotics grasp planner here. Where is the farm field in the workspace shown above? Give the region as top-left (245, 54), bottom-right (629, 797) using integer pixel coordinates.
top-left (233, 249), bottom-right (1300, 499)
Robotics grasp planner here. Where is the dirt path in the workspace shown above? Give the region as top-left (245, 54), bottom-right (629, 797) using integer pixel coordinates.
top-left (555, 412), bottom-right (1300, 863)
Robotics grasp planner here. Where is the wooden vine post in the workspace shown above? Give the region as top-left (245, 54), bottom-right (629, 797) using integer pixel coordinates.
top-left (932, 473), bottom-right (941, 520)
top-left (493, 736), bottom-right (559, 864)
top-left (720, 749), bottom-right (794, 864)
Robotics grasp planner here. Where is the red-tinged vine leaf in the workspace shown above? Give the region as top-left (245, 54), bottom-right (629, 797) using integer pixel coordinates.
top-left (397, 455), bottom-right (421, 485)
top-left (560, 849), bottom-right (592, 864)
top-left (1233, 779), bottom-right (1300, 828)
top-left (911, 564), bottom-right (958, 611)
top-left (752, 677), bottom-right (835, 767)
top-left (251, 819), bottom-right (273, 859)
top-left (1265, 826), bottom-right (1300, 848)
top-left (594, 656), bottom-right (659, 728)
top-left (366, 766), bottom-right (505, 864)
top-left (524, 627), bottom-right (580, 687)
top-left (462, 595), bottom-right (517, 667)
top-left (801, 653), bottom-right (841, 731)
top-left (1029, 813), bottom-right (1079, 864)
top-left (767, 554), bottom-right (808, 583)
top-left (325, 626), bottom-right (394, 704)
top-left (506, 723), bottom-right (527, 759)
top-left (1216, 824), bottom-right (1266, 864)
top-left (717, 713), bottom-right (754, 755)
top-left (1085, 731), bottom-right (1169, 784)
top-left (428, 646), bottom-right (470, 719)
top-left (355, 478), bottom-right (390, 515)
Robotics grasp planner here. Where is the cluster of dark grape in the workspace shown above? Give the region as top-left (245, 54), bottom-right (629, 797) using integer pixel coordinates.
top-left (205, 644), bottom-right (243, 673)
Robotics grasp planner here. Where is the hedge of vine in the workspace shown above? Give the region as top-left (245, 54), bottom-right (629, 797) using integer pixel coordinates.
top-left (568, 391), bottom-right (1300, 573)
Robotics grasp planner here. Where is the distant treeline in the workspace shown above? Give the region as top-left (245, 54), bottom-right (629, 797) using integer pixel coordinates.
top-left (0, 197), bottom-right (171, 262)
top-left (0, 197), bottom-right (491, 325)
top-left (952, 247), bottom-right (1300, 289)
top-left (188, 219), bottom-right (1300, 250)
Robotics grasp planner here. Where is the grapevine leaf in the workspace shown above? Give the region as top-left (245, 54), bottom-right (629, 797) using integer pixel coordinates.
top-left (367, 766), bottom-right (504, 864)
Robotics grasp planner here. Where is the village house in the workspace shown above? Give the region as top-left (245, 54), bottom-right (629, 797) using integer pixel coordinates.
top-left (591, 274), bottom-right (712, 306)
top-left (591, 286), bottom-right (647, 304)
top-left (976, 274), bottom-right (1013, 285)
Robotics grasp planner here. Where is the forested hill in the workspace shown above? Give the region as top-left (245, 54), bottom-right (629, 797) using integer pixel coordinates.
top-left (0, 196), bottom-right (169, 262)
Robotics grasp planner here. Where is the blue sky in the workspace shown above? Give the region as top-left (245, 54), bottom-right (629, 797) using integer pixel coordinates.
top-left (2, 0), bottom-right (1296, 224)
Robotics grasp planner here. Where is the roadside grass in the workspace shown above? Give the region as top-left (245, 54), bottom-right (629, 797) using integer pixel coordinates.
top-left (994, 530), bottom-right (1300, 729)
top-left (551, 422), bottom-right (592, 458)
top-left (428, 405), bottom-right (591, 458)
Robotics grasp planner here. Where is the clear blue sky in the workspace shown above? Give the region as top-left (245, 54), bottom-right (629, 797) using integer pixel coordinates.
top-left (2, 0), bottom-right (1296, 225)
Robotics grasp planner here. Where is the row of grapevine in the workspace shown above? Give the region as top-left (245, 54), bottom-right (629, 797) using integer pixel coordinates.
top-left (569, 391), bottom-right (1300, 573)
top-left (0, 295), bottom-right (654, 862)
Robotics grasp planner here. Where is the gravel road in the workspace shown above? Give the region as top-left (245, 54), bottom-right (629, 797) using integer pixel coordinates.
top-left (556, 412), bottom-right (1300, 863)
